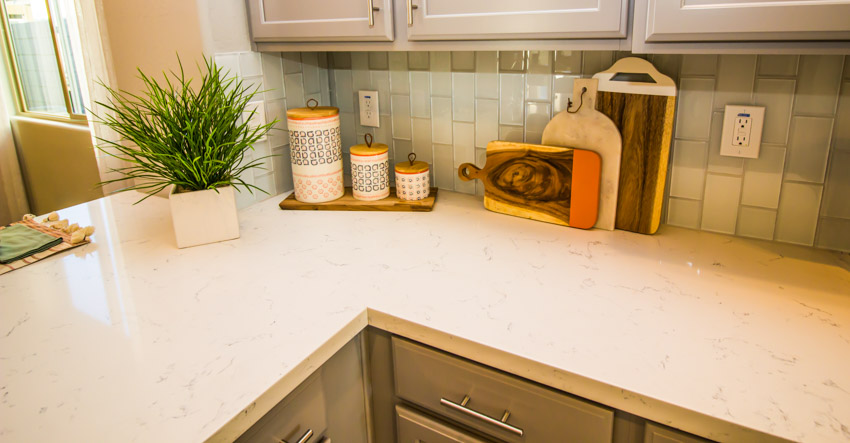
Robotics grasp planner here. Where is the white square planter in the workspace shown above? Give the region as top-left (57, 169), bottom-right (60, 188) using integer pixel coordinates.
top-left (169, 186), bottom-right (240, 248)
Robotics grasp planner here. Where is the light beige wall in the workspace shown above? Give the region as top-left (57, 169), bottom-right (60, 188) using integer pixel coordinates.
top-left (10, 117), bottom-right (103, 215)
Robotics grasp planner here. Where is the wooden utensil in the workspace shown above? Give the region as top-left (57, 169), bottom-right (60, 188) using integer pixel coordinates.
top-left (458, 141), bottom-right (601, 229)
top-left (541, 78), bottom-right (622, 230)
top-left (593, 57), bottom-right (677, 234)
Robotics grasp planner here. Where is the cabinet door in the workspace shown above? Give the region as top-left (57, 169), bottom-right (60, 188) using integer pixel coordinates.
top-left (396, 405), bottom-right (493, 443)
top-left (644, 423), bottom-right (713, 443)
top-left (405, 0), bottom-right (627, 40)
top-left (644, 0), bottom-right (850, 42)
top-left (247, 0), bottom-right (393, 42)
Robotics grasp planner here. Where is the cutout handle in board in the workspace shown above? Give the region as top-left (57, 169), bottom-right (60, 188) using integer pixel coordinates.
top-left (593, 57), bottom-right (676, 97)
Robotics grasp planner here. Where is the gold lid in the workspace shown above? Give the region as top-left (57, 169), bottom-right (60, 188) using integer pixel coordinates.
top-left (286, 98), bottom-right (339, 119)
top-left (395, 153), bottom-right (429, 174)
top-left (350, 134), bottom-right (388, 156)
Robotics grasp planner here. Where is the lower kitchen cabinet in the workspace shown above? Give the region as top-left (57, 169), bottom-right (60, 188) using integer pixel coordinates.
top-left (396, 404), bottom-right (493, 443)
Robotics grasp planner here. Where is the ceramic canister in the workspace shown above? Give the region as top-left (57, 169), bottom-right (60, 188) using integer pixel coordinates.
top-left (350, 134), bottom-right (389, 201)
top-left (286, 99), bottom-right (344, 203)
top-left (394, 153), bottom-right (430, 201)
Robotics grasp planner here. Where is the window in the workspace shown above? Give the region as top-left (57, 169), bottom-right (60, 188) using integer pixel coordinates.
top-left (0, 0), bottom-right (89, 120)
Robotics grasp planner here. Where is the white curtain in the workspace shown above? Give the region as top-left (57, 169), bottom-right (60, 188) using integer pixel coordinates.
top-left (75, 0), bottom-right (131, 195)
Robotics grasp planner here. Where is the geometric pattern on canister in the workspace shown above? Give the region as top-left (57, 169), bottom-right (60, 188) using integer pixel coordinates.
top-left (351, 151), bottom-right (389, 201)
top-left (288, 114), bottom-right (344, 203)
top-left (396, 170), bottom-right (430, 201)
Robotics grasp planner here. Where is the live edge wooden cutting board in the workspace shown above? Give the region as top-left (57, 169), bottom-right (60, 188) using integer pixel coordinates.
top-left (458, 141), bottom-right (601, 229)
top-left (593, 57), bottom-right (677, 234)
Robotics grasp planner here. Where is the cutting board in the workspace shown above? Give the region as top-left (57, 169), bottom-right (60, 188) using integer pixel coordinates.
top-left (457, 141), bottom-right (601, 229)
top-left (593, 57), bottom-right (677, 234)
top-left (541, 78), bottom-right (622, 231)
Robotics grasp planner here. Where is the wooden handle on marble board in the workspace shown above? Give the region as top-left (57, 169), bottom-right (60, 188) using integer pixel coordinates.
top-left (458, 163), bottom-right (484, 181)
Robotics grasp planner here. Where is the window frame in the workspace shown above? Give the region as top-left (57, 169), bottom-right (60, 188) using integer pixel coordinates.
top-left (0, 0), bottom-right (88, 124)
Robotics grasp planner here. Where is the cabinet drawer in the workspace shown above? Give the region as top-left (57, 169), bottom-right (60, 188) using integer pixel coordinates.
top-left (236, 370), bottom-right (328, 443)
top-left (396, 404), bottom-right (493, 443)
top-left (644, 423), bottom-right (713, 443)
top-left (392, 337), bottom-right (614, 443)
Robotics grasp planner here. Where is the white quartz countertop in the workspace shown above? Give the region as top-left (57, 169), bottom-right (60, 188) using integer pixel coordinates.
top-left (1, 191), bottom-right (849, 443)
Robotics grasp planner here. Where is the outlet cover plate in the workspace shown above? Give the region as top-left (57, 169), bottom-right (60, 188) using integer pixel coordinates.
top-left (720, 105), bottom-right (764, 159)
top-left (358, 90), bottom-right (379, 127)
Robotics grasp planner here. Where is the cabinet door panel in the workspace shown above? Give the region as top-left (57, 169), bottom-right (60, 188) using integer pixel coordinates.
top-left (407, 0), bottom-right (627, 40)
top-left (396, 405), bottom-right (493, 443)
top-left (247, 0), bottom-right (394, 42)
top-left (645, 0), bottom-right (850, 42)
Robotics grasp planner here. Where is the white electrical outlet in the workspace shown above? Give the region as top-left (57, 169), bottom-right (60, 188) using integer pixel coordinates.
top-left (358, 90), bottom-right (379, 127)
top-left (720, 105), bottom-right (764, 159)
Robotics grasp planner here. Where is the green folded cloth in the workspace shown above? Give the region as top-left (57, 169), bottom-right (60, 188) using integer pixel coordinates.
top-left (0, 224), bottom-right (63, 264)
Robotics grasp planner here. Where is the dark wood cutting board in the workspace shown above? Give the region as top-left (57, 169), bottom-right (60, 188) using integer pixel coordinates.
top-left (458, 141), bottom-right (601, 229)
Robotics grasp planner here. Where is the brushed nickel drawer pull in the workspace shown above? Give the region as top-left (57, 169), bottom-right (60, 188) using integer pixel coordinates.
top-left (440, 395), bottom-right (524, 436)
top-left (279, 428), bottom-right (313, 443)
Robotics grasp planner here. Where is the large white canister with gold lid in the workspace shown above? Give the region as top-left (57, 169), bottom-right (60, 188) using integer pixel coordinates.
top-left (287, 99), bottom-right (344, 203)
top-left (394, 153), bottom-right (430, 201)
top-left (350, 134), bottom-right (389, 201)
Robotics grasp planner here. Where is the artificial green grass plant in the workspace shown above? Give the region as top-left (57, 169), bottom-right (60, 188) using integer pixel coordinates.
top-left (91, 56), bottom-right (276, 202)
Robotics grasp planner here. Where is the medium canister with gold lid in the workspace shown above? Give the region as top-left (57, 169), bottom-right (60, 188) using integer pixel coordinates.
top-left (350, 134), bottom-right (389, 201)
top-left (286, 99), bottom-right (344, 203)
top-left (394, 153), bottom-right (430, 201)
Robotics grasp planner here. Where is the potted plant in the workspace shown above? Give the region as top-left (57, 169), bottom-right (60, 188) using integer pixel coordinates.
top-left (91, 57), bottom-right (275, 248)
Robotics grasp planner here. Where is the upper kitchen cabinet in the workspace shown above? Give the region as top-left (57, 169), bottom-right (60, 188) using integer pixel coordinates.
top-left (246, 0), bottom-right (394, 42)
top-left (405, 0), bottom-right (628, 40)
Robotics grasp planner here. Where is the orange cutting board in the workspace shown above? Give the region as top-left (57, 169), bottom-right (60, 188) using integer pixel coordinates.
top-left (458, 141), bottom-right (601, 229)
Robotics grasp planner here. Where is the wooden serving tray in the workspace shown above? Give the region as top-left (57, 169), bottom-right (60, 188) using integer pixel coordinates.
top-left (279, 187), bottom-right (437, 212)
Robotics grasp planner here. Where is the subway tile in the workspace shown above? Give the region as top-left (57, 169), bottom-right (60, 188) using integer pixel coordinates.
top-left (252, 138), bottom-right (274, 173)
top-left (753, 78), bottom-right (795, 144)
top-left (775, 181), bottom-right (823, 246)
top-left (741, 145), bottom-right (786, 209)
top-left (525, 102), bottom-right (551, 145)
top-left (452, 51), bottom-right (476, 72)
top-left (707, 111), bottom-right (743, 175)
top-left (284, 73), bottom-right (305, 110)
top-left (700, 174), bottom-right (742, 234)
top-left (265, 99), bottom-right (287, 147)
top-left (836, 81), bottom-right (850, 151)
top-left (786, 116), bottom-right (833, 183)
top-left (305, 92), bottom-right (322, 108)
top-left (528, 51), bottom-right (553, 74)
top-left (214, 53), bottom-right (240, 77)
top-left (431, 97), bottom-right (453, 144)
top-left (553, 75), bottom-right (579, 114)
top-left (526, 74), bottom-right (551, 102)
top-left (500, 73), bottom-right (525, 125)
top-left (430, 52), bottom-right (452, 96)
top-left (409, 71), bottom-right (431, 118)
top-left (352, 67), bottom-right (371, 91)
top-left (554, 51), bottom-right (582, 74)
top-left (282, 53), bottom-right (302, 74)
top-left (816, 217), bottom-right (850, 252)
top-left (389, 54), bottom-right (410, 95)
top-left (332, 52), bottom-right (351, 69)
top-left (434, 143), bottom-right (454, 190)
top-left (388, 52), bottom-right (407, 71)
top-left (300, 52), bottom-right (321, 94)
top-left (261, 53), bottom-right (284, 100)
top-left (390, 95), bottom-right (412, 140)
top-left (475, 99), bottom-right (499, 148)
top-left (393, 139), bottom-right (413, 164)
top-left (242, 76), bottom-right (264, 98)
top-left (453, 122), bottom-right (475, 166)
top-left (669, 140), bottom-right (708, 199)
top-left (351, 52), bottom-right (369, 70)
top-left (821, 149), bottom-right (850, 218)
top-left (499, 125), bottom-right (524, 143)
top-left (455, 175), bottom-right (476, 195)
top-left (430, 52), bottom-right (450, 71)
top-left (408, 51), bottom-right (430, 70)
top-left (339, 112), bottom-right (357, 151)
top-left (681, 55), bottom-right (717, 76)
top-left (475, 52), bottom-right (499, 99)
top-left (272, 146), bottom-right (293, 193)
top-left (713, 55), bottom-right (756, 109)
top-left (244, 102), bottom-right (267, 141)
top-left (371, 70), bottom-right (391, 115)
top-left (452, 73), bottom-right (475, 122)
top-left (412, 118), bottom-right (433, 164)
top-left (666, 198), bottom-right (702, 229)
top-left (254, 171), bottom-right (276, 197)
top-left (649, 54), bottom-right (681, 82)
top-left (499, 51), bottom-right (526, 72)
top-left (675, 78), bottom-right (715, 140)
top-left (475, 148), bottom-right (487, 196)
top-left (757, 55), bottom-right (798, 77)
top-left (369, 51), bottom-right (389, 70)
top-left (736, 206), bottom-right (777, 240)
top-left (333, 70), bottom-right (354, 113)
top-left (374, 115), bottom-right (393, 147)
top-left (582, 51), bottom-right (614, 76)
top-left (794, 55), bottom-right (843, 116)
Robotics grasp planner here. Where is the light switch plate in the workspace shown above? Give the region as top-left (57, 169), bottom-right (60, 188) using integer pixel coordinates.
top-left (358, 90), bottom-right (379, 127)
top-left (720, 105), bottom-right (764, 159)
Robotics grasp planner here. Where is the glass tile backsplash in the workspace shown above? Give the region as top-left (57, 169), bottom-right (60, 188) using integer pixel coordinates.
top-left (214, 50), bottom-right (849, 253)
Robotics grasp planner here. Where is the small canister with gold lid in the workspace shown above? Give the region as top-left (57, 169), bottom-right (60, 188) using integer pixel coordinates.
top-left (286, 99), bottom-right (344, 203)
top-left (394, 153), bottom-right (430, 201)
top-left (350, 134), bottom-right (389, 201)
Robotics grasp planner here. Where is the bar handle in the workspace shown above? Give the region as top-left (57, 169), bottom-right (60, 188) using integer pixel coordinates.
top-left (407, 0), bottom-right (418, 26)
top-left (279, 428), bottom-right (313, 443)
top-left (440, 395), bottom-right (524, 436)
top-left (368, 0), bottom-right (380, 27)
